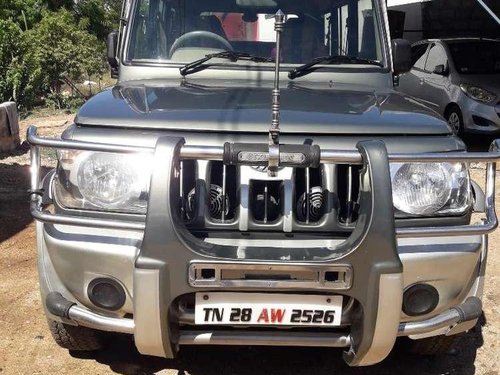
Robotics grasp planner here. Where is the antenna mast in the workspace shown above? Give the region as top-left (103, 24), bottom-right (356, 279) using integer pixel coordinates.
top-left (268, 10), bottom-right (286, 177)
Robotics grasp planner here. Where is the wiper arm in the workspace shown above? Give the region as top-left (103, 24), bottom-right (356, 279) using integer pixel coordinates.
top-left (288, 55), bottom-right (383, 80)
top-left (180, 51), bottom-right (274, 76)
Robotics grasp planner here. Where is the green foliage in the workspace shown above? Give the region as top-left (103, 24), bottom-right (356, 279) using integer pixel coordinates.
top-left (75, 0), bottom-right (122, 40)
top-left (0, 1), bottom-right (116, 109)
top-left (0, 0), bottom-right (45, 30)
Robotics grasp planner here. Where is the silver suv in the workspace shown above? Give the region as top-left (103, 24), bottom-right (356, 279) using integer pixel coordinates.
top-left (28, 0), bottom-right (500, 367)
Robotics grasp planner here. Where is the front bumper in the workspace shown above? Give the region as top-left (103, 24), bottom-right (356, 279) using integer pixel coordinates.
top-left (28, 127), bottom-right (500, 366)
top-left (460, 95), bottom-right (500, 134)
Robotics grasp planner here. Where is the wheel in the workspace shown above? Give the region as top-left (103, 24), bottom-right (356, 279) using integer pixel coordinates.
top-left (47, 319), bottom-right (103, 351)
top-left (169, 31), bottom-right (233, 58)
top-left (409, 334), bottom-right (460, 356)
top-left (446, 106), bottom-right (464, 136)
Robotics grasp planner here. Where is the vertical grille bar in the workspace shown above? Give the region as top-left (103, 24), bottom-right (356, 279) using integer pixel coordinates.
top-left (346, 165), bottom-right (353, 224)
top-left (180, 161), bottom-right (185, 220)
top-left (222, 164), bottom-right (227, 223)
top-left (306, 167), bottom-right (310, 224)
top-left (264, 182), bottom-right (268, 223)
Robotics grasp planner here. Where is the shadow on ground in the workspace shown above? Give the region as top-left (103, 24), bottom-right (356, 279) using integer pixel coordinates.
top-left (0, 163), bottom-right (50, 243)
top-left (71, 319), bottom-right (485, 375)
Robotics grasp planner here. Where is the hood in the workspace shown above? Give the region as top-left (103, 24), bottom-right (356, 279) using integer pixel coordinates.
top-left (459, 74), bottom-right (500, 94)
top-left (75, 80), bottom-right (450, 135)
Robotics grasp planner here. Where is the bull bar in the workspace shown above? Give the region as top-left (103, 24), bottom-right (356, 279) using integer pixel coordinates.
top-left (28, 125), bottom-right (497, 365)
top-left (27, 125), bottom-right (499, 238)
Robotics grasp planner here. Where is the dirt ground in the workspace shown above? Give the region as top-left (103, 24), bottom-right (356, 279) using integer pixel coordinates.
top-left (0, 111), bottom-right (498, 375)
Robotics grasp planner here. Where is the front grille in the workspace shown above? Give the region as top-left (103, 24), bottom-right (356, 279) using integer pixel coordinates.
top-left (179, 161), bottom-right (360, 235)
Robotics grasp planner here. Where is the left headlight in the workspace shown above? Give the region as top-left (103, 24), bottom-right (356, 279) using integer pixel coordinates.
top-left (54, 151), bottom-right (153, 214)
top-left (460, 84), bottom-right (497, 104)
top-left (390, 162), bottom-right (471, 217)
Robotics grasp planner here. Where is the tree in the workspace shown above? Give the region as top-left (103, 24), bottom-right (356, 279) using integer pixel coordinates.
top-left (75, 0), bottom-right (122, 40)
top-left (24, 9), bottom-right (107, 107)
top-left (0, 2), bottom-right (114, 109)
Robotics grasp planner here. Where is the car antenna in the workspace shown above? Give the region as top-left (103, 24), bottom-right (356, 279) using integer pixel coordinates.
top-left (268, 9), bottom-right (286, 177)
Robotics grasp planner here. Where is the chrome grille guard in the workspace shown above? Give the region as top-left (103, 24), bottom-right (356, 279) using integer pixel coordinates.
top-left (27, 125), bottom-right (499, 238)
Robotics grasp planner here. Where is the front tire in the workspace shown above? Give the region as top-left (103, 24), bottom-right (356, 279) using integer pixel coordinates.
top-left (47, 319), bottom-right (103, 351)
top-left (446, 106), bottom-right (464, 137)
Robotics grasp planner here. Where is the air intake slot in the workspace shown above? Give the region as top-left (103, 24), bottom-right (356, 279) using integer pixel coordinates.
top-left (338, 165), bottom-right (361, 224)
top-left (250, 181), bottom-right (282, 223)
top-left (208, 162), bottom-right (237, 222)
top-left (295, 167), bottom-right (325, 223)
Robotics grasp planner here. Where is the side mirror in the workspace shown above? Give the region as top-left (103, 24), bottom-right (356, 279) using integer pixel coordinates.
top-left (433, 64), bottom-right (448, 76)
top-left (107, 31), bottom-right (119, 79)
top-left (392, 38), bottom-right (412, 75)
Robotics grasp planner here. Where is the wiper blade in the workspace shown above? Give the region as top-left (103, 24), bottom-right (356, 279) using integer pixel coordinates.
top-left (180, 51), bottom-right (274, 76)
top-left (288, 55), bottom-right (383, 80)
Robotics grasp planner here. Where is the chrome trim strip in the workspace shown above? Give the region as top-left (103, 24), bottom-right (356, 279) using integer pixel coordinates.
top-left (188, 261), bottom-right (353, 290)
top-left (178, 330), bottom-right (351, 347)
top-left (67, 305), bottom-right (134, 334)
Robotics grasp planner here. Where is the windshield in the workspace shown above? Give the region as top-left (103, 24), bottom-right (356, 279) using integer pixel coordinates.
top-left (127, 0), bottom-right (384, 68)
top-left (448, 40), bottom-right (500, 75)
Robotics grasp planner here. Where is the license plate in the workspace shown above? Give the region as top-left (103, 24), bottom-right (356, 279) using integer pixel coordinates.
top-left (195, 293), bottom-right (342, 326)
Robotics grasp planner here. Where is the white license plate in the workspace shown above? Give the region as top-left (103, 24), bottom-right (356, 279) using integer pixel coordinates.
top-left (195, 293), bottom-right (342, 326)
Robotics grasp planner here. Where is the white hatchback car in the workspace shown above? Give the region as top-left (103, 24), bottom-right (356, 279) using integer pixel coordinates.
top-left (398, 38), bottom-right (500, 135)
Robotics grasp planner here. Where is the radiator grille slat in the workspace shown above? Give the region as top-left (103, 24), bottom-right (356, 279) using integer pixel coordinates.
top-left (181, 161), bottom-right (360, 234)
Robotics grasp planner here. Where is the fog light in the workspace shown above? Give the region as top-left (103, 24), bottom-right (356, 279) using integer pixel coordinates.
top-left (87, 278), bottom-right (126, 311)
top-left (403, 284), bottom-right (439, 316)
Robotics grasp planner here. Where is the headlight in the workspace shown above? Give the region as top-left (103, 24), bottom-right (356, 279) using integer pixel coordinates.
top-left (390, 163), bottom-right (471, 217)
top-left (460, 84), bottom-right (497, 104)
top-left (54, 151), bottom-right (153, 214)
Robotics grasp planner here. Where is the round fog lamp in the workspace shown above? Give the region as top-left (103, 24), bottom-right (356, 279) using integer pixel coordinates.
top-left (403, 284), bottom-right (439, 316)
top-left (87, 278), bottom-right (126, 311)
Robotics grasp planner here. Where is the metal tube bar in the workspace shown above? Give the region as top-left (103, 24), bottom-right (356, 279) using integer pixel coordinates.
top-left (178, 330), bottom-right (351, 348)
top-left (68, 306), bottom-right (135, 334)
top-left (180, 146), bottom-right (224, 161)
top-left (389, 152), bottom-right (500, 163)
top-left (27, 126), bottom-right (500, 164)
top-left (30, 200), bottom-right (146, 231)
top-left (30, 141), bottom-right (41, 192)
top-left (222, 164), bottom-right (227, 223)
top-left (398, 310), bottom-right (461, 337)
top-left (27, 126), bottom-right (152, 154)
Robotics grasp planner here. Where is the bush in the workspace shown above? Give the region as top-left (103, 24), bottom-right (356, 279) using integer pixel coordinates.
top-left (0, 8), bottom-right (108, 109)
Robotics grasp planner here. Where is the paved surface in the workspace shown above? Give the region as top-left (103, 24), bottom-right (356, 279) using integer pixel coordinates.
top-left (0, 112), bottom-right (498, 374)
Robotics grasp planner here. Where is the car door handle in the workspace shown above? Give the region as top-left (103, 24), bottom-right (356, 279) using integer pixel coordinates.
top-left (419, 78), bottom-right (425, 85)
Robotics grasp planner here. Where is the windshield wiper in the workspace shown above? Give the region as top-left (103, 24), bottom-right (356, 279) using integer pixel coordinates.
top-left (180, 51), bottom-right (274, 76)
top-left (288, 55), bottom-right (383, 80)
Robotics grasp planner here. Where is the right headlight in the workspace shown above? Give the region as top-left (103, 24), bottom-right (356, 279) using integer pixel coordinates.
top-left (460, 84), bottom-right (497, 104)
top-left (390, 162), bottom-right (471, 217)
top-left (54, 150), bottom-right (153, 214)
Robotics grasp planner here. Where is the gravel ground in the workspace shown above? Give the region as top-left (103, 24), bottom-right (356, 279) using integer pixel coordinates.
top-left (0, 112), bottom-right (498, 374)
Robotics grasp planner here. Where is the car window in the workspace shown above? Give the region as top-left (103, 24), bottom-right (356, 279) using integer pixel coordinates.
top-left (411, 43), bottom-right (428, 70)
top-left (425, 44), bottom-right (447, 72)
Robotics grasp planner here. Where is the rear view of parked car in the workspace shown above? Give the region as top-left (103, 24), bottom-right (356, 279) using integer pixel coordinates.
top-left (398, 38), bottom-right (500, 136)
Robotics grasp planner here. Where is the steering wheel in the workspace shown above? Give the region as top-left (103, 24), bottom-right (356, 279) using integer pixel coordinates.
top-left (169, 31), bottom-right (233, 58)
